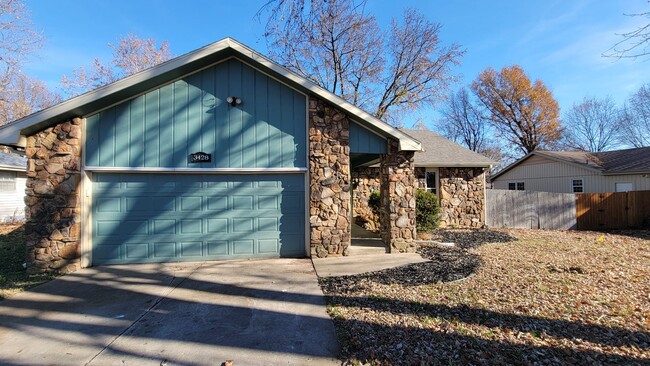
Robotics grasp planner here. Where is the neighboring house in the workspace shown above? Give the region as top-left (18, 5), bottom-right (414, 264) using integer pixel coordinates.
top-left (490, 148), bottom-right (650, 193)
top-left (352, 129), bottom-right (498, 228)
top-left (0, 38), bottom-right (424, 274)
top-left (0, 151), bottom-right (27, 222)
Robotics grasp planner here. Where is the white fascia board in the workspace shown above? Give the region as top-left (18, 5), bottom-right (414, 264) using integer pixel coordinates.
top-left (0, 164), bottom-right (26, 172)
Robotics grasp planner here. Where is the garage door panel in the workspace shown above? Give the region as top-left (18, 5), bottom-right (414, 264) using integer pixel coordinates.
top-left (153, 242), bottom-right (176, 258)
top-left (153, 219), bottom-right (176, 234)
top-left (125, 243), bottom-right (149, 260)
top-left (92, 173), bottom-right (305, 265)
top-left (207, 241), bottom-right (228, 256)
top-left (232, 196), bottom-right (253, 210)
top-left (96, 198), bottom-right (121, 212)
top-left (233, 240), bottom-right (254, 254)
top-left (96, 219), bottom-right (149, 236)
top-left (180, 241), bottom-right (203, 257)
top-left (258, 239), bottom-right (279, 253)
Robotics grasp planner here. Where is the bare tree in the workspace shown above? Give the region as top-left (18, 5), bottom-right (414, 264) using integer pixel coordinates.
top-left (437, 88), bottom-right (488, 152)
top-left (563, 96), bottom-right (622, 152)
top-left (620, 83), bottom-right (650, 147)
top-left (0, 0), bottom-right (51, 124)
top-left (0, 72), bottom-right (61, 123)
top-left (260, 0), bottom-right (382, 110)
top-left (604, 10), bottom-right (650, 59)
top-left (61, 34), bottom-right (171, 98)
top-left (259, 0), bottom-right (463, 123)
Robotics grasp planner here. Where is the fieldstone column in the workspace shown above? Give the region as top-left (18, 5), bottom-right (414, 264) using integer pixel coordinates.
top-left (24, 118), bottom-right (82, 274)
top-left (379, 138), bottom-right (417, 253)
top-left (308, 97), bottom-right (351, 257)
top-left (438, 167), bottom-right (486, 228)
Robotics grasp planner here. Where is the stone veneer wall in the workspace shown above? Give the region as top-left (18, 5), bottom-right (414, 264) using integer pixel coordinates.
top-left (379, 139), bottom-right (417, 253)
top-left (308, 97), bottom-right (351, 257)
top-left (24, 118), bottom-right (82, 274)
top-left (436, 167), bottom-right (486, 228)
top-left (351, 167), bottom-right (380, 231)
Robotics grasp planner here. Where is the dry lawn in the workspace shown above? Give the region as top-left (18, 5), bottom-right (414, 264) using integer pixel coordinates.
top-left (320, 229), bottom-right (650, 365)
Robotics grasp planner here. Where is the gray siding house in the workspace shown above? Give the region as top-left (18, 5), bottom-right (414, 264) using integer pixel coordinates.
top-left (0, 151), bottom-right (27, 222)
top-left (491, 148), bottom-right (650, 193)
top-left (0, 38), bottom-right (424, 274)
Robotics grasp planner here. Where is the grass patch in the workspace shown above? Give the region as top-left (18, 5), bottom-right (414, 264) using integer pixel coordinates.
top-left (0, 224), bottom-right (55, 300)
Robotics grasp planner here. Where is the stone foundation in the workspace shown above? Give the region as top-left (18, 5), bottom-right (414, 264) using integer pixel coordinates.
top-left (24, 118), bottom-right (82, 274)
top-left (308, 97), bottom-right (351, 257)
top-left (351, 167), bottom-right (380, 232)
top-left (379, 139), bottom-right (417, 253)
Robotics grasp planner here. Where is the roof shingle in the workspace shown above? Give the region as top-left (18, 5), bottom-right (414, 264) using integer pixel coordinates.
top-left (401, 129), bottom-right (498, 168)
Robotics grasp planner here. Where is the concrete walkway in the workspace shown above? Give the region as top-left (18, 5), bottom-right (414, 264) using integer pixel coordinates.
top-left (312, 252), bottom-right (430, 277)
top-left (0, 259), bottom-right (339, 366)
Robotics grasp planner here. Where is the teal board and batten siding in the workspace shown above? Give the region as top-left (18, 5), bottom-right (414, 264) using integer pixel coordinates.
top-left (92, 173), bottom-right (305, 264)
top-left (85, 58), bottom-right (307, 169)
top-left (349, 122), bottom-right (387, 154)
top-left (84, 58), bottom-right (308, 265)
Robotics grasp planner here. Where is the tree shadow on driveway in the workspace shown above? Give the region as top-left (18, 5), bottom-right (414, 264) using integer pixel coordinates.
top-left (0, 259), bottom-right (339, 366)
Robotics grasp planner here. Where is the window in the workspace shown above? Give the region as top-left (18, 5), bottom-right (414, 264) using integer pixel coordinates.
top-left (517, 182), bottom-right (525, 191)
top-left (615, 182), bottom-right (633, 192)
top-left (0, 171), bottom-right (16, 192)
top-left (572, 179), bottom-right (583, 193)
top-left (425, 169), bottom-right (437, 195)
top-left (508, 182), bottom-right (525, 191)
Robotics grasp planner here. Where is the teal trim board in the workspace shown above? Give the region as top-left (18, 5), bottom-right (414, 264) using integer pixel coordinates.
top-left (91, 173), bottom-right (305, 265)
top-left (85, 58), bottom-right (307, 169)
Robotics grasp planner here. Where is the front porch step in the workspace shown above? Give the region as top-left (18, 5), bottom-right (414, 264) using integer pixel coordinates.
top-left (350, 238), bottom-right (389, 255)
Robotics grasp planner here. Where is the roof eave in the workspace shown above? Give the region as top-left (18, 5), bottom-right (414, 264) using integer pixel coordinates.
top-left (0, 38), bottom-right (422, 152)
top-left (0, 164), bottom-right (26, 172)
top-left (415, 162), bottom-right (496, 168)
top-left (491, 151), bottom-right (604, 181)
top-left (602, 170), bottom-right (650, 176)
top-left (226, 41), bottom-right (421, 151)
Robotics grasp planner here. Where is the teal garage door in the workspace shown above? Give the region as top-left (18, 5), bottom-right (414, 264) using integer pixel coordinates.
top-left (91, 173), bottom-right (305, 265)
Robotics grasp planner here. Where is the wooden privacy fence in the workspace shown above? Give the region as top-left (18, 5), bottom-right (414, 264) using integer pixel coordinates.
top-left (486, 190), bottom-right (577, 230)
top-left (576, 190), bottom-right (650, 230)
top-left (487, 189), bottom-right (650, 230)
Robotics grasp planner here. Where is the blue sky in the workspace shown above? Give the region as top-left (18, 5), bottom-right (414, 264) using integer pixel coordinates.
top-left (22, 0), bottom-right (650, 128)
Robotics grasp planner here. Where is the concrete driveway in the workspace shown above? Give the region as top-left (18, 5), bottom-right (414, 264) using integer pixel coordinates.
top-left (0, 259), bottom-right (339, 366)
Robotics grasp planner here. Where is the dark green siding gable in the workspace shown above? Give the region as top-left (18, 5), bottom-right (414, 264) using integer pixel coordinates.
top-left (349, 121), bottom-right (387, 154)
top-left (85, 59), bottom-right (307, 169)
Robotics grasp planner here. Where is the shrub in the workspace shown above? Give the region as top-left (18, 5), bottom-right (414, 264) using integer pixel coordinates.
top-left (368, 190), bottom-right (381, 217)
top-left (416, 189), bottom-right (440, 231)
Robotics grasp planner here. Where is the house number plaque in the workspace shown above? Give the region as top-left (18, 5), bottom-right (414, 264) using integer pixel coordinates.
top-left (190, 152), bottom-right (212, 163)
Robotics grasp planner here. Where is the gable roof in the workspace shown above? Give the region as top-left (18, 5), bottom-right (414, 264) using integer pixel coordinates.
top-left (491, 146), bottom-right (650, 180)
top-left (0, 38), bottom-right (421, 151)
top-left (0, 151), bottom-right (26, 171)
top-left (401, 129), bottom-right (498, 168)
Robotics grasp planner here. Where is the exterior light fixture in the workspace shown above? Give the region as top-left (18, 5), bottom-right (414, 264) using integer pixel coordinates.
top-left (226, 96), bottom-right (242, 106)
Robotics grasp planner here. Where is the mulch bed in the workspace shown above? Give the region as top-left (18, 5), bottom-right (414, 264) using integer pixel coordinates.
top-left (320, 229), bottom-right (650, 365)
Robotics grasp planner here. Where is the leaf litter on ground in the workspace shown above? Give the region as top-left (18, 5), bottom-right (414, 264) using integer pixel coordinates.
top-left (320, 228), bottom-right (650, 365)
